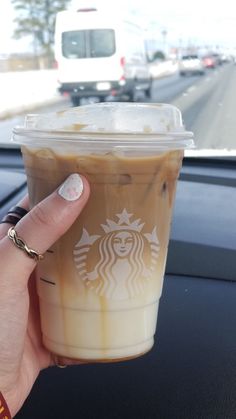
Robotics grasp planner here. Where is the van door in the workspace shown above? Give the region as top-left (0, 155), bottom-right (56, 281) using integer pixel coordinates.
top-left (58, 29), bottom-right (121, 83)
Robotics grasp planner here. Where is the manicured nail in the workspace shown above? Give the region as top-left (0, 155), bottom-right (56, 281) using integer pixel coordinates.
top-left (58, 174), bottom-right (84, 201)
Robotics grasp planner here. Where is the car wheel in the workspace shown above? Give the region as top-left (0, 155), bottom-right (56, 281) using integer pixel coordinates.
top-left (127, 90), bottom-right (135, 102)
top-left (71, 96), bottom-right (81, 107)
top-left (145, 82), bottom-right (153, 99)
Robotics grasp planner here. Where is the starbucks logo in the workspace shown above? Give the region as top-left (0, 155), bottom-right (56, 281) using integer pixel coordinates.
top-left (73, 209), bottom-right (160, 301)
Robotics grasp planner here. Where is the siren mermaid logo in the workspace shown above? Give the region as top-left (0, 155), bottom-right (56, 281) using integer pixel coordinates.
top-left (73, 209), bottom-right (160, 301)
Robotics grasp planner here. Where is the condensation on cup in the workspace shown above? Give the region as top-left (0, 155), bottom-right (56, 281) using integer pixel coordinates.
top-left (13, 103), bottom-right (194, 362)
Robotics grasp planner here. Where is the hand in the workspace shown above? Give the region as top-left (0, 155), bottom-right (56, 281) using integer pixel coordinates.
top-left (0, 174), bottom-right (90, 417)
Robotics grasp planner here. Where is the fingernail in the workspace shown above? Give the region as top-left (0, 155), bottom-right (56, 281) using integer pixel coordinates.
top-left (58, 174), bottom-right (84, 201)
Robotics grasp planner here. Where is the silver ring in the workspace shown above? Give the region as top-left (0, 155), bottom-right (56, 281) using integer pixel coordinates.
top-left (7, 227), bottom-right (44, 262)
top-left (53, 355), bottom-right (67, 368)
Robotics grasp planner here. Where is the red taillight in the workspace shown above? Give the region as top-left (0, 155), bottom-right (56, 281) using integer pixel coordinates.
top-left (204, 57), bottom-right (213, 66)
top-left (120, 56), bottom-right (126, 67)
top-left (119, 57), bottom-right (126, 83)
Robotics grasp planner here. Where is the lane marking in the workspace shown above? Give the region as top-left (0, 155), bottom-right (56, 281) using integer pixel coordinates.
top-left (187, 85), bottom-right (196, 93)
top-left (182, 84), bottom-right (196, 96)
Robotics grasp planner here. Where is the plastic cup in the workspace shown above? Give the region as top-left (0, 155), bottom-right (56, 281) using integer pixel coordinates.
top-left (13, 103), bottom-right (194, 362)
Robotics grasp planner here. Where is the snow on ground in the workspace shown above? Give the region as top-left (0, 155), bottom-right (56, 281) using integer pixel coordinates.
top-left (0, 63), bottom-right (178, 120)
top-left (0, 69), bottom-right (64, 119)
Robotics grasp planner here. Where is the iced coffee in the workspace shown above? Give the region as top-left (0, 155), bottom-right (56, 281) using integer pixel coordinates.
top-left (13, 103), bottom-right (193, 362)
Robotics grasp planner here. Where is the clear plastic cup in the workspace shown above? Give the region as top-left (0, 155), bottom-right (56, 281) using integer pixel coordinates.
top-left (13, 103), bottom-right (194, 362)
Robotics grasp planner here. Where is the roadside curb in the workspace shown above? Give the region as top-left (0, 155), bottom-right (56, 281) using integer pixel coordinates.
top-left (0, 96), bottom-right (68, 121)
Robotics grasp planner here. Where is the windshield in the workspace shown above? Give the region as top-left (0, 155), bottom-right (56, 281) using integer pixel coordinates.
top-left (0, 0), bottom-right (236, 155)
top-left (62, 29), bottom-right (116, 59)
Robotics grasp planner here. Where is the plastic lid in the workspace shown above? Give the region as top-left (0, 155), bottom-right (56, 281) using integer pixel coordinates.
top-left (12, 103), bottom-right (194, 150)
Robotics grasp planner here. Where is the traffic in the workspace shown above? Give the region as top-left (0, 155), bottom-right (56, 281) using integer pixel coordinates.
top-left (0, 59), bottom-right (234, 149)
top-left (0, 3), bottom-right (236, 419)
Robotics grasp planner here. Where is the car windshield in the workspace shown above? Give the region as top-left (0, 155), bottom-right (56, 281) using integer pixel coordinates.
top-left (0, 0), bottom-right (236, 154)
top-left (1, 4), bottom-right (236, 418)
top-left (181, 55), bottom-right (199, 60)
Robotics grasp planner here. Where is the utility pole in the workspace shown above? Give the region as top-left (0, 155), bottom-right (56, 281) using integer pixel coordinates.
top-left (161, 29), bottom-right (167, 56)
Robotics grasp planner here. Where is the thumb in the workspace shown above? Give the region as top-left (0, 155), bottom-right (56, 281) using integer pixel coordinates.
top-left (0, 174), bottom-right (90, 287)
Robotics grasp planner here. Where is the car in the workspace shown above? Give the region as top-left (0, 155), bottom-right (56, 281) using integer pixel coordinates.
top-left (202, 55), bottom-right (217, 69)
top-left (179, 54), bottom-right (205, 76)
top-left (55, 8), bottom-right (152, 105)
top-left (148, 58), bottom-right (177, 79)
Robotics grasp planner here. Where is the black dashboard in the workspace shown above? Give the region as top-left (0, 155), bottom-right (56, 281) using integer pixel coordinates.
top-left (1, 148), bottom-right (236, 419)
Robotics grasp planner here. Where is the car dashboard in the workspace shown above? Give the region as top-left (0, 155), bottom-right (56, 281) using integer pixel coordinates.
top-left (1, 148), bottom-right (236, 419)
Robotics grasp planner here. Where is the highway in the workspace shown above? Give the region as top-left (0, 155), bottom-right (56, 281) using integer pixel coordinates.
top-left (0, 63), bottom-right (235, 149)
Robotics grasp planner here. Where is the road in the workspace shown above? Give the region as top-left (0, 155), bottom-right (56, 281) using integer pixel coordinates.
top-left (0, 63), bottom-right (236, 149)
top-left (167, 64), bottom-right (236, 149)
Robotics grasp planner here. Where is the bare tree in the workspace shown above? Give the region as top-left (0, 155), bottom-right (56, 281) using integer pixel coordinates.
top-left (12, 0), bottom-right (70, 67)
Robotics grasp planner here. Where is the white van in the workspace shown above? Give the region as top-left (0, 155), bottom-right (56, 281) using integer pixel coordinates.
top-left (54, 8), bottom-right (152, 105)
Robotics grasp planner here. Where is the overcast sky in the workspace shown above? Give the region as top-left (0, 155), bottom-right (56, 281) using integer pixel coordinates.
top-left (1, 0), bottom-right (236, 54)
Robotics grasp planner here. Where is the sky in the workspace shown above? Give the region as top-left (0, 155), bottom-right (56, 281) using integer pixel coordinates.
top-left (1, 0), bottom-right (236, 55)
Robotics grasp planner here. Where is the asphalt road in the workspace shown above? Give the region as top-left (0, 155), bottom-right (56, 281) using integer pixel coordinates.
top-left (0, 63), bottom-right (235, 149)
top-left (169, 64), bottom-right (236, 149)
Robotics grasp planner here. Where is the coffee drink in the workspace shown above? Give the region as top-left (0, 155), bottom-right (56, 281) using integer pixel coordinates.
top-left (14, 103), bottom-right (193, 361)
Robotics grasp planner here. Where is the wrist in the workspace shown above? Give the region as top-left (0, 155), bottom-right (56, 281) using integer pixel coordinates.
top-left (0, 384), bottom-right (22, 418)
top-left (0, 392), bottom-right (12, 419)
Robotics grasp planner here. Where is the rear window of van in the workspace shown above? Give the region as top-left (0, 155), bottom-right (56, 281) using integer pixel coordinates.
top-left (62, 29), bottom-right (116, 58)
top-left (181, 55), bottom-right (199, 60)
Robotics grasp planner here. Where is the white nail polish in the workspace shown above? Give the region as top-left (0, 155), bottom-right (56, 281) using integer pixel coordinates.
top-left (58, 174), bottom-right (84, 201)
